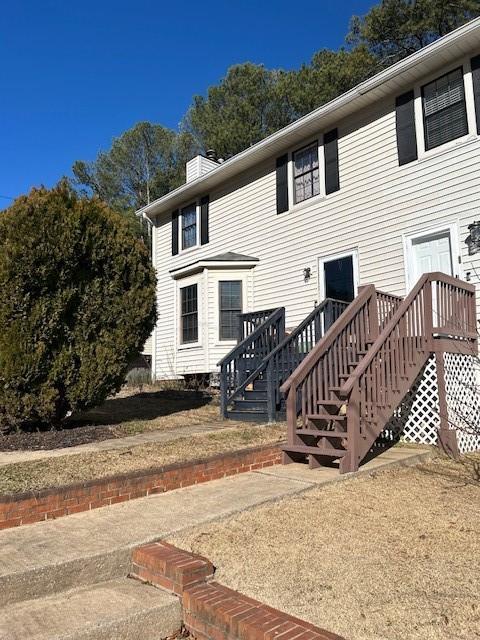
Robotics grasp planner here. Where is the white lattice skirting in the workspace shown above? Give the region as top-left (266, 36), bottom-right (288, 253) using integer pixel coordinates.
top-left (384, 353), bottom-right (480, 454)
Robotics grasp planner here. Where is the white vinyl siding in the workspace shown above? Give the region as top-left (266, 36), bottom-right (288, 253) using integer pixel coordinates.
top-left (151, 52), bottom-right (480, 379)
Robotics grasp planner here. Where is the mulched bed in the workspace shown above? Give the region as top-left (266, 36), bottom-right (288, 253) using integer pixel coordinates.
top-left (0, 423), bottom-right (122, 452)
top-left (0, 388), bottom-right (216, 452)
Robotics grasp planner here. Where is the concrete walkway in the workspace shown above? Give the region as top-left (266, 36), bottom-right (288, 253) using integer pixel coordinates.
top-left (0, 421), bottom-right (234, 467)
top-left (0, 445), bottom-right (432, 607)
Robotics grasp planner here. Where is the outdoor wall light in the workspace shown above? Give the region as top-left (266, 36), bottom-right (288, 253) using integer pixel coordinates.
top-left (465, 221), bottom-right (480, 255)
top-left (303, 267), bottom-right (311, 282)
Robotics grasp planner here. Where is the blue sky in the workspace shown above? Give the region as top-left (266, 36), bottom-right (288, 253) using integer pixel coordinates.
top-left (1, 0), bottom-right (374, 203)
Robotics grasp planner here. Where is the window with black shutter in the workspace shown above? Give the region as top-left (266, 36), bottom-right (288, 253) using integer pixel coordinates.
top-left (171, 209), bottom-right (179, 255)
top-left (180, 284), bottom-right (198, 344)
top-left (219, 281), bottom-right (242, 341)
top-left (324, 129), bottom-right (340, 194)
top-left (422, 68), bottom-right (468, 151)
top-left (200, 195), bottom-right (209, 245)
top-left (471, 55), bottom-right (480, 135)
top-left (276, 154), bottom-right (289, 214)
top-left (395, 90), bottom-right (418, 165)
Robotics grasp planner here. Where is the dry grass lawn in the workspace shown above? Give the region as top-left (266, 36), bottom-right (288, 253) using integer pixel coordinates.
top-left (0, 423), bottom-right (286, 494)
top-left (171, 455), bottom-right (480, 640)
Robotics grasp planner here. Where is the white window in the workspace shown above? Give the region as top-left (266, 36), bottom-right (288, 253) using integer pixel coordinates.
top-left (293, 143), bottom-right (320, 204)
top-left (180, 283), bottom-right (198, 343)
top-left (422, 68), bottom-right (468, 151)
top-left (219, 281), bottom-right (243, 341)
top-left (181, 203), bottom-right (198, 250)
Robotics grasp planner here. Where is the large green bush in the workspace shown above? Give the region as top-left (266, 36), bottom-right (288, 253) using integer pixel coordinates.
top-left (0, 185), bottom-right (157, 432)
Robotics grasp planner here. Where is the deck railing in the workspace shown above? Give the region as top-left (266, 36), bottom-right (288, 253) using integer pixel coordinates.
top-left (337, 273), bottom-right (477, 465)
top-left (263, 298), bottom-right (348, 419)
top-left (219, 307), bottom-right (285, 417)
top-left (281, 272), bottom-right (476, 472)
top-left (238, 309), bottom-right (278, 342)
top-left (280, 286), bottom-right (378, 430)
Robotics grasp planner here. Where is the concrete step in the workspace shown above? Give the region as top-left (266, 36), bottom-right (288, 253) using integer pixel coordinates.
top-left (0, 578), bottom-right (181, 640)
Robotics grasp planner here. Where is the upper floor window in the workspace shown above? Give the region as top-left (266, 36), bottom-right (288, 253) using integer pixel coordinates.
top-left (422, 68), bottom-right (468, 151)
top-left (180, 284), bottom-right (198, 343)
top-left (219, 281), bottom-right (242, 341)
top-left (293, 143), bottom-right (320, 204)
top-left (181, 203), bottom-right (197, 250)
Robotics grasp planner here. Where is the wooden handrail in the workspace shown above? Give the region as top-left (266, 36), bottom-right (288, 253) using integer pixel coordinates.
top-left (339, 272), bottom-right (476, 398)
top-left (280, 286), bottom-right (375, 393)
top-left (264, 298), bottom-right (347, 364)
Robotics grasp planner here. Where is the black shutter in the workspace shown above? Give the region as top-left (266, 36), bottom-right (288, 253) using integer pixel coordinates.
top-left (324, 128), bottom-right (340, 195)
top-left (171, 209), bottom-right (179, 256)
top-left (471, 55), bottom-right (480, 135)
top-left (200, 195), bottom-right (209, 245)
top-left (276, 154), bottom-right (289, 214)
top-left (395, 90), bottom-right (418, 165)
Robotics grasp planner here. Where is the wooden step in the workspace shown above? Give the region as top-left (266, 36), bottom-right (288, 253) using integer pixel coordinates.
top-left (317, 399), bottom-right (344, 407)
top-left (281, 444), bottom-right (347, 458)
top-left (307, 413), bottom-right (346, 422)
top-left (232, 399), bottom-right (267, 411)
top-left (296, 429), bottom-right (348, 439)
top-left (243, 389), bottom-right (267, 400)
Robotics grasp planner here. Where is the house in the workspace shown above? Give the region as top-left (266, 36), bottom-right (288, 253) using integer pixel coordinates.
top-left (139, 19), bottom-right (480, 470)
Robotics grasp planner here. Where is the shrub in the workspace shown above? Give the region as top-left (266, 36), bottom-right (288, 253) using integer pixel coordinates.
top-left (0, 185), bottom-right (157, 432)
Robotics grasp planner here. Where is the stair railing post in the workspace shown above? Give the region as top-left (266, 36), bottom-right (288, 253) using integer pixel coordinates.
top-left (368, 288), bottom-right (379, 342)
top-left (435, 350), bottom-right (459, 459)
top-left (266, 359), bottom-right (276, 423)
top-left (423, 277), bottom-right (434, 350)
top-left (220, 364), bottom-right (228, 419)
top-left (342, 379), bottom-right (361, 474)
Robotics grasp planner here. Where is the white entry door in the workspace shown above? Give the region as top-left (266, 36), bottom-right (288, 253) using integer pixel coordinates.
top-left (407, 230), bottom-right (456, 287)
top-left (406, 228), bottom-right (458, 329)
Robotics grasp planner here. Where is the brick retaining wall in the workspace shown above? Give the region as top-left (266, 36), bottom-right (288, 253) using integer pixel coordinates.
top-left (131, 541), bottom-right (344, 640)
top-left (0, 443), bottom-right (282, 530)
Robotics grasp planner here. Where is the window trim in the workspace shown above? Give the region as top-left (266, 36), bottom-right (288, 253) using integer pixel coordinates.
top-left (292, 140), bottom-right (321, 205)
top-left (413, 58), bottom-right (478, 161)
top-left (178, 201), bottom-right (200, 254)
top-left (421, 66), bottom-right (469, 152)
top-left (218, 280), bottom-right (243, 342)
top-left (179, 282), bottom-right (199, 345)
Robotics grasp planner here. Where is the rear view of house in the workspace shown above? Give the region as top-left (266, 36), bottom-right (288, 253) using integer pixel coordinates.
top-left (139, 19), bottom-right (480, 470)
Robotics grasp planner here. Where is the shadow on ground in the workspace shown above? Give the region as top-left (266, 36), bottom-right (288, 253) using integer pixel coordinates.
top-left (75, 389), bottom-right (214, 427)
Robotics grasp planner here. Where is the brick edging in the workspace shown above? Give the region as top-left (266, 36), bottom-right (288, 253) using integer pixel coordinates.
top-left (0, 442), bottom-right (282, 530)
top-left (131, 541), bottom-right (345, 640)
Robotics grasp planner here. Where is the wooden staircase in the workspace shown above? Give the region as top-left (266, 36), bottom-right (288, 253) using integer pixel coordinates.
top-left (281, 273), bottom-right (477, 473)
top-left (219, 299), bottom-right (348, 422)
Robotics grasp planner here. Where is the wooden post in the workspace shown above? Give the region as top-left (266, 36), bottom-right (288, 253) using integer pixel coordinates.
top-left (340, 379), bottom-right (360, 474)
top-left (435, 351), bottom-right (459, 460)
top-left (266, 360), bottom-right (276, 423)
top-left (219, 365), bottom-right (228, 419)
top-left (423, 278), bottom-right (434, 350)
top-left (368, 289), bottom-right (379, 343)
top-left (282, 383), bottom-right (300, 464)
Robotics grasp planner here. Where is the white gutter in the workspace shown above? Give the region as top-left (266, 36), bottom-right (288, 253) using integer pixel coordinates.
top-left (137, 17), bottom-right (480, 220)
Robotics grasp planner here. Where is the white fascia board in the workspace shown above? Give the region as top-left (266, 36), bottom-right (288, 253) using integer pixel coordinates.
top-left (170, 260), bottom-right (258, 279)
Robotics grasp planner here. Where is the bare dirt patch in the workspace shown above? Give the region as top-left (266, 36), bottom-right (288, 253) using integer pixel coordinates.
top-left (171, 455), bottom-right (480, 640)
top-left (0, 387), bottom-right (221, 451)
top-left (0, 423), bottom-right (286, 494)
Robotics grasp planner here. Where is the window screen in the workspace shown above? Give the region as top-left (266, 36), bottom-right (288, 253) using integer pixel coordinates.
top-left (422, 68), bottom-right (468, 151)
